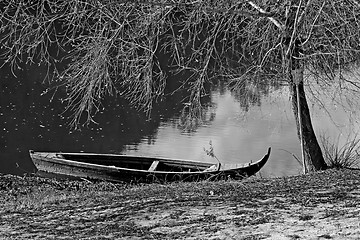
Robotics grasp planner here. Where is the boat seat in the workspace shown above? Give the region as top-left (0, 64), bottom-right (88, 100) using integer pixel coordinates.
top-left (148, 160), bottom-right (160, 171)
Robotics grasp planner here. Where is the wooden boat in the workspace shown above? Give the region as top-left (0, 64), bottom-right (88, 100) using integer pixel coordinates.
top-left (29, 147), bottom-right (271, 183)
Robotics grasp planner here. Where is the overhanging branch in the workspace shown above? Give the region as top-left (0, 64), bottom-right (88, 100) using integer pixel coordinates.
top-left (247, 1), bottom-right (284, 30)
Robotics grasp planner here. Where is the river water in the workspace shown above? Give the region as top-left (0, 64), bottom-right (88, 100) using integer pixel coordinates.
top-left (1, 61), bottom-right (359, 177)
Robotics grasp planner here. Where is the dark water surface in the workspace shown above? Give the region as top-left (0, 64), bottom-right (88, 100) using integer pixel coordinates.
top-left (1, 61), bottom-right (358, 177)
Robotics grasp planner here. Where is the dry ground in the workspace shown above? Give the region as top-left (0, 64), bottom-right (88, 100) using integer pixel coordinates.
top-left (0, 169), bottom-right (360, 239)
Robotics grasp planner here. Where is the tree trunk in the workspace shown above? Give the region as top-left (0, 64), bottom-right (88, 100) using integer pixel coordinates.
top-left (284, 1), bottom-right (328, 171)
top-left (247, 0), bottom-right (328, 172)
top-left (290, 68), bottom-right (327, 172)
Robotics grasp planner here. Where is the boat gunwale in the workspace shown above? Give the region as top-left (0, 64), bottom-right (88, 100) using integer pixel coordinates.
top-left (47, 151), bottom-right (213, 167)
top-left (30, 152), bottom-right (214, 174)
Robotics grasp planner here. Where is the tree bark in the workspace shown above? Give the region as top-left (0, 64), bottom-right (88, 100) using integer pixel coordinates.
top-left (290, 68), bottom-right (327, 172)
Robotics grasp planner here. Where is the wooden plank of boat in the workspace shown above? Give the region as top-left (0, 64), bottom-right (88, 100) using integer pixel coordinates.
top-left (29, 147), bottom-right (271, 183)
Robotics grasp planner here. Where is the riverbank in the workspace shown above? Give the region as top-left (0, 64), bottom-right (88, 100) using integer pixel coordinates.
top-left (1, 169), bottom-right (360, 239)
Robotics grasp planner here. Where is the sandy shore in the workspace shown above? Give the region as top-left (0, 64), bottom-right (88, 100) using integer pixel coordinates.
top-left (1, 169), bottom-right (360, 239)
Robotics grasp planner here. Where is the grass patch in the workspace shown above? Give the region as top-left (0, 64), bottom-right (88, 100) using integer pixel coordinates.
top-left (2, 170), bottom-right (360, 239)
top-left (320, 132), bottom-right (360, 169)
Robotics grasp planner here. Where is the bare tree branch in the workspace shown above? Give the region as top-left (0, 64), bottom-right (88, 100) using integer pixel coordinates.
top-left (247, 1), bottom-right (284, 30)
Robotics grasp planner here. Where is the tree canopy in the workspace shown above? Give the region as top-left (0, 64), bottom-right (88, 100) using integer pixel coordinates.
top-left (1, 0), bottom-right (360, 127)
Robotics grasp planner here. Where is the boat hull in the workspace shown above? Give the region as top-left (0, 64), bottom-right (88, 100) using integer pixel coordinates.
top-left (29, 148), bottom-right (271, 183)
